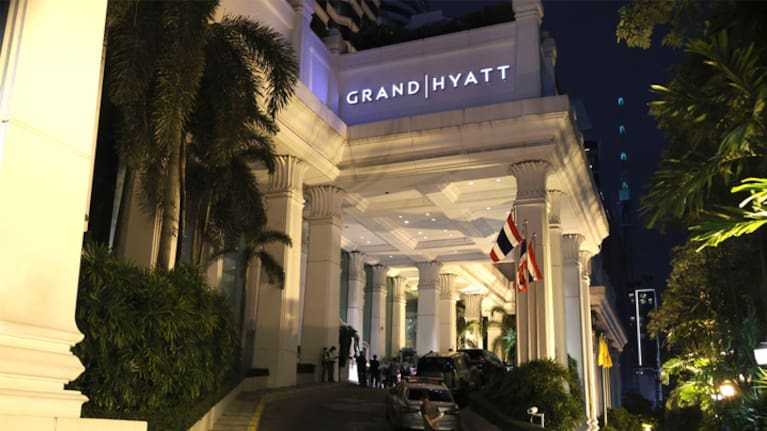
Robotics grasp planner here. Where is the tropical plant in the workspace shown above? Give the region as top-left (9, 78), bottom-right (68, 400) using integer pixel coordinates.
top-left (104, 1), bottom-right (298, 270)
top-left (184, 15), bottom-right (298, 267)
top-left (70, 242), bottom-right (240, 413)
top-left (691, 178), bottom-right (767, 249)
top-left (647, 240), bottom-right (765, 427)
top-left (481, 358), bottom-right (584, 430)
top-left (489, 305), bottom-right (516, 362)
top-left (625, 3), bottom-right (767, 232)
top-left (338, 325), bottom-right (360, 369)
top-left (104, 1), bottom-right (216, 269)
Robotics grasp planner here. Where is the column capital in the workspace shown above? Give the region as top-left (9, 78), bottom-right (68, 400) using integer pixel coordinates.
top-left (512, 0), bottom-right (543, 23)
top-left (306, 185), bottom-right (345, 219)
top-left (416, 261), bottom-right (443, 285)
top-left (439, 273), bottom-right (457, 300)
top-left (547, 190), bottom-right (565, 226)
top-left (562, 233), bottom-right (584, 263)
top-left (348, 251), bottom-right (366, 280)
top-left (392, 276), bottom-right (407, 302)
top-left (370, 264), bottom-right (389, 290)
top-left (268, 155), bottom-right (307, 193)
top-left (509, 160), bottom-right (550, 200)
top-left (463, 294), bottom-right (483, 319)
top-left (579, 250), bottom-right (593, 278)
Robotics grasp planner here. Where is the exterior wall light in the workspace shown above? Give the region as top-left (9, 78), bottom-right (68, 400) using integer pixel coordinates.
top-left (718, 381), bottom-right (736, 398)
top-left (754, 342), bottom-right (767, 365)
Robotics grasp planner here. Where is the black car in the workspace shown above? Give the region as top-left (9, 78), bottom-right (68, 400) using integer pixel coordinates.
top-left (458, 349), bottom-right (506, 385)
top-left (416, 351), bottom-right (479, 404)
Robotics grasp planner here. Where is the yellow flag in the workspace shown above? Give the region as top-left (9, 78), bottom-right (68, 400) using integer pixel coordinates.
top-left (598, 334), bottom-right (613, 368)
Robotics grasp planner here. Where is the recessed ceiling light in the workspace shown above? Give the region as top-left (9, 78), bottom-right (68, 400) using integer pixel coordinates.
top-left (468, 181), bottom-right (474, 185)
top-left (366, 240), bottom-right (371, 244)
top-left (417, 231), bottom-right (423, 235)
top-left (431, 218), bottom-right (436, 222)
top-left (404, 220), bottom-right (409, 224)
top-left (423, 236), bottom-right (428, 239)
top-left (398, 215), bottom-right (403, 219)
top-left (496, 178), bottom-right (502, 182)
top-left (443, 229), bottom-right (448, 232)
top-left (486, 207), bottom-right (492, 210)
top-left (425, 212), bottom-right (431, 216)
top-left (388, 255), bottom-right (393, 258)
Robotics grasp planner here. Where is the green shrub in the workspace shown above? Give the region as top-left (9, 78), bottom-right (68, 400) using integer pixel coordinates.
top-left (481, 358), bottom-right (584, 431)
top-left (69, 242), bottom-right (240, 414)
top-left (599, 407), bottom-right (646, 431)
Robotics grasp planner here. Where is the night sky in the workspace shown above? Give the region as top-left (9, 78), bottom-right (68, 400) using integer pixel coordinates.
top-left (430, 0), bottom-right (687, 285)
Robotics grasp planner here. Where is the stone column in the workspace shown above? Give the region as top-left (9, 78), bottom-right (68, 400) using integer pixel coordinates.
top-left (463, 294), bottom-right (483, 349)
top-left (438, 273), bottom-right (458, 352)
top-left (562, 234), bottom-right (585, 378)
top-left (486, 309), bottom-right (503, 357)
top-left (548, 190), bottom-right (567, 367)
top-left (369, 264), bottom-right (389, 359)
top-left (0, 1), bottom-right (143, 429)
top-left (390, 276), bottom-right (407, 355)
top-left (416, 261), bottom-right (442, 354)
top-left (302, 185), bottom-right (345, 381)
top-left (510, 160), bottom-right (555, 362)
top-left (347, 251), bottom-right (366, 338)
top-left (253, 155), bottom-right (307, 388)
top-left (580, 251), bottom-right (599, 431)
top-left (512, 0), bottom-right (543, 98)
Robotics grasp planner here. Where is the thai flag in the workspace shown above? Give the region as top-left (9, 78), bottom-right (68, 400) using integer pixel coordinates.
top-left (489, 213), bottom-right (523, 262)
top-left (516, 238), bottom-right (542, 291)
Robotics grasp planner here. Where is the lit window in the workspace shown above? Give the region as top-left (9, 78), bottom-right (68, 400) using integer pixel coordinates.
top-left (620, 151), bottom-right (627, 161)
top-left (619, 125), bottom-right (626, 135)
top-left (617, 96), bottom-right (624, 106)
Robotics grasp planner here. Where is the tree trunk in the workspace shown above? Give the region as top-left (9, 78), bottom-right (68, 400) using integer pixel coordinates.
top-left (109, 156), bottom-right (129, 250)
top-left (174, 134), bottom-right (189, 267)
top-left (156, 140), bottom-right (181, 270)
top-left (112, 163), bottom-right (135, 257)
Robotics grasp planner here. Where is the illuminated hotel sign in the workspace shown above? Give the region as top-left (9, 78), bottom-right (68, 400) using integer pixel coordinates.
top-left (345, 64), bottom-right (512, 105)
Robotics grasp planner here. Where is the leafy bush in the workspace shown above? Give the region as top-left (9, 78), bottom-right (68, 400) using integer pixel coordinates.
top-left (69, 242), bottom-right (240, 414)
top-left (481, 358), bottom-right (584, 430)
top-left (599, 407), bottom-right (647, 431)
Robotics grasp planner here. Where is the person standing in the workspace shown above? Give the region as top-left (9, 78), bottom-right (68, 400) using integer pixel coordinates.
top-left (325, 346), bottom-right (338, 382)
top-left (356, 350), bottom-right (368, 387)
top-left (419, 392), bottom-right (442, 431)
top-left (369, 354), bottom-right (380, 388)
top-left (320, 347), bottom-right (328, 382)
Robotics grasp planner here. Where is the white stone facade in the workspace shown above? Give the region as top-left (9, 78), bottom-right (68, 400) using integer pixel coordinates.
top-left (0, 0), bottom-right (627, 429)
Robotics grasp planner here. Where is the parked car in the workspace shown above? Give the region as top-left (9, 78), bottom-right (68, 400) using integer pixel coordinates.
top-left (385, 376), bottom-right (461, 431)
top-left (458, 348), bottom-right (506, 385)
top-left (415, 351), bottom-right (479, 404)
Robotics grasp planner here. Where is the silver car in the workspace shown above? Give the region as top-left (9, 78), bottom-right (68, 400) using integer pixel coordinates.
top-left (385, 376), bottom-right (461, 431)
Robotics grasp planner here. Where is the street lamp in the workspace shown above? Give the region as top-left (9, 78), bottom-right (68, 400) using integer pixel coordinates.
top-left (754, 342), bottom-right (767, 366)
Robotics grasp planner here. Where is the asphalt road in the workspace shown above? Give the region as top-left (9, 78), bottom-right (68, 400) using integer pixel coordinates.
top-left (257, 383), bottom-right (392, 431)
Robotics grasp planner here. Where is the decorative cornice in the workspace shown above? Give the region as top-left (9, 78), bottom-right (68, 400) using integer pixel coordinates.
top-left (561, 234), bottom-right (584, 263)
top-left (268, 155), bottom-right (307, 193)
top-left (306, 185), bottom-right (345, 219)
top-left (509, 160), bottom-right (550, 200)
top-left (439, 273), bottom-right (457, 300)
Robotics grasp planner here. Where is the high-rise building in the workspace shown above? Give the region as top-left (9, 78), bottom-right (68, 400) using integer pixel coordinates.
top-left (614, 95), bottom-right (662, 407)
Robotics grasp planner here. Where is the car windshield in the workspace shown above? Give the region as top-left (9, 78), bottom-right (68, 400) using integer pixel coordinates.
top-left (417, 357), bottom-right (453, 372)
top-left (407, 388), bottom-right (454, 403)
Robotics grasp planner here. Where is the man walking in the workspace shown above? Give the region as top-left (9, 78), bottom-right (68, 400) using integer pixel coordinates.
top-left (419, 392), bottom-right (442, 431)
top-left (369, 354), bottom-right (381, 388)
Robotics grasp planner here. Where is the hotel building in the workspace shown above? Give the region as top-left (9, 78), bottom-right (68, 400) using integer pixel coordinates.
top-left (0, 0), bottom-right (626, 429)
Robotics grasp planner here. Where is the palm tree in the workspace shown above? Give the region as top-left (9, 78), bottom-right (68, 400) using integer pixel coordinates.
top-left (184, 15), bottom-right (298, 267)
top-left (105, 1), bottom-right (215, 269)
top-left (104, 2), bottom-right (298, 270)
top-left (488, 306), bottom-right (516, 363)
